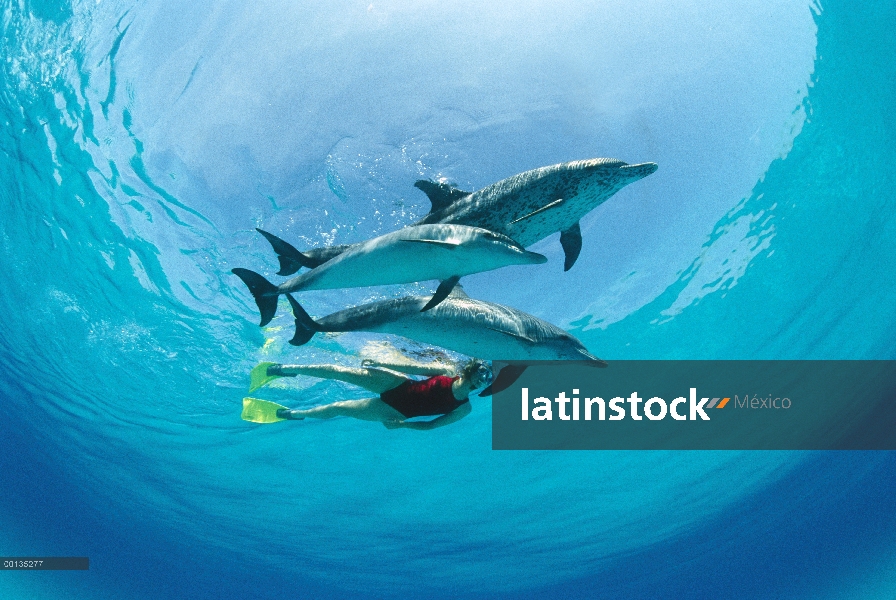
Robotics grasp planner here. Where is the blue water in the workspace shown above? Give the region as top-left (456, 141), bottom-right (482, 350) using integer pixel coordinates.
top-left (1, 1), bottom-right (895, 598)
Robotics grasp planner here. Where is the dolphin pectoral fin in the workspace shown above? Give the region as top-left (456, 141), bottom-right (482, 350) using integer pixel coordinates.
top-left (232, 268), bottom-right (280, 326)
top-left (421, 275), bottom-right (462, 312)
top-left (484, 326), bottom-right (537, 344)
top-left (509, 198), bottom-right (565, 225)
top-left (256, 229), bottom-right (321, 275)
top-left (286, 294), bottom-right (323, 346)
top-left (414, 180), bottom-right (472, 214)
top-left (559, 222), bottom-right (582, 271)
top-left (478, 365), bottom-right (528, 397)
top-left (400, 239), bottom-right (462, 249)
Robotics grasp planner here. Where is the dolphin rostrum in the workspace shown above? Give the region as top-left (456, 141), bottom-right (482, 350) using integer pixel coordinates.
top-left (232, 224), bottom-right (547, 325)
top-left (264, 158), bottom-right (657, 274)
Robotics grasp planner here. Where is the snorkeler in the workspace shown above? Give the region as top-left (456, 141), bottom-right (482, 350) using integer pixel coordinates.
top-left (241, 356), bottom-right (493, 430)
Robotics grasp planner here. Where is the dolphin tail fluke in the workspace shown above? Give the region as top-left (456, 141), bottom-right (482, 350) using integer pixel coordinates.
top-left (421, 275), bottom-right (462, 312)
top-left (478, 365), bottom-right (528, 397)
top-left (256, 228), bottom-right (319, 276)
top-left (559, 222), bottom-right (582, 271)
top-left (286, 294), bottom-right (323, 346)
top-left (232, 268), bottom-right (280, 326)
top-left (289, 327), bottom-right (315, 346)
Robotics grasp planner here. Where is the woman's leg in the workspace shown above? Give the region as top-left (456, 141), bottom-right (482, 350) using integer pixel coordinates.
top-left (279, 398), bottom-right (405, 422)
top-left (268, 365), bottom-right (409, 394)
top-left (272, 364), bottom-right (409, 394)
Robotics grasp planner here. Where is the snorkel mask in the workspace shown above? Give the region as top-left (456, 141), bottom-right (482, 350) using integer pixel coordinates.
top-left (473, 362), bottom-right (494, 389)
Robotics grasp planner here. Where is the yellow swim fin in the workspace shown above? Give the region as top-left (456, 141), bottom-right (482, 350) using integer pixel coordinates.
top-left (249, 362), bottom-right (279, 392)
top-left (241, 397), bottom-right (288, 423)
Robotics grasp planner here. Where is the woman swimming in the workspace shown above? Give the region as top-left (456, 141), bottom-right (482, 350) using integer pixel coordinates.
top-left (241, 355), bottom-right (493, 430)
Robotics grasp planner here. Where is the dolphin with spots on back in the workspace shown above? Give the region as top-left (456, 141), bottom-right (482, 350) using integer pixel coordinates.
top-left (232, 224), bottom-right (547, 325)
top-left (283, 286), bottom-right (606, 395)
top-left (262, 158), bottom-right (657, 274)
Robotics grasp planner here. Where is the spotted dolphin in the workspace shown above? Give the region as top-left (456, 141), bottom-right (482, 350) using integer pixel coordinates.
top-left (283, 286), bottom-right (605, 394)
top-left (284, 286), bottom-right (605, 394)
top-left (264, 158), bottom-right (657, 274)
top-left (232, 224), bottom-right (546, 325)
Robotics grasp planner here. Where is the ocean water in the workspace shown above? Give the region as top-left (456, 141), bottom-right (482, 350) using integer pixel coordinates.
top-left (1, 1), bottom-right (894, 598)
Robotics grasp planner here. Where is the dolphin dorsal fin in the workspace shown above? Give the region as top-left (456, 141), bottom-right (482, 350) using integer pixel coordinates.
top-left (414, 180), bottom-right (471, 214)
top-left (448, 284), bottom-right (469, 299)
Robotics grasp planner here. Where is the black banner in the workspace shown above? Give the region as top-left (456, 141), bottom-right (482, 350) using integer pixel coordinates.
top-left (491, 361), bottom-right (896, 450)
top-left (1, 557), bottom-right (89, 570)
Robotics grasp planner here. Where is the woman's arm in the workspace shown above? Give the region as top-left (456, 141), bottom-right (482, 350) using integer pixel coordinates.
top-left (362, 357), bottom-right (456, 377)
top-left (386, 402), bottom-right (471, 430)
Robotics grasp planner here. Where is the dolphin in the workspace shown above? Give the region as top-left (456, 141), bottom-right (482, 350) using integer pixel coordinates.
top-left (284, 286), bottom-right (602, 362)
top-left (283, 286), bottom-right (605, 393)
top-left (263, 158), bottom-right (657, 274)
top-left (233, 224), bottom-right (546, 326)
